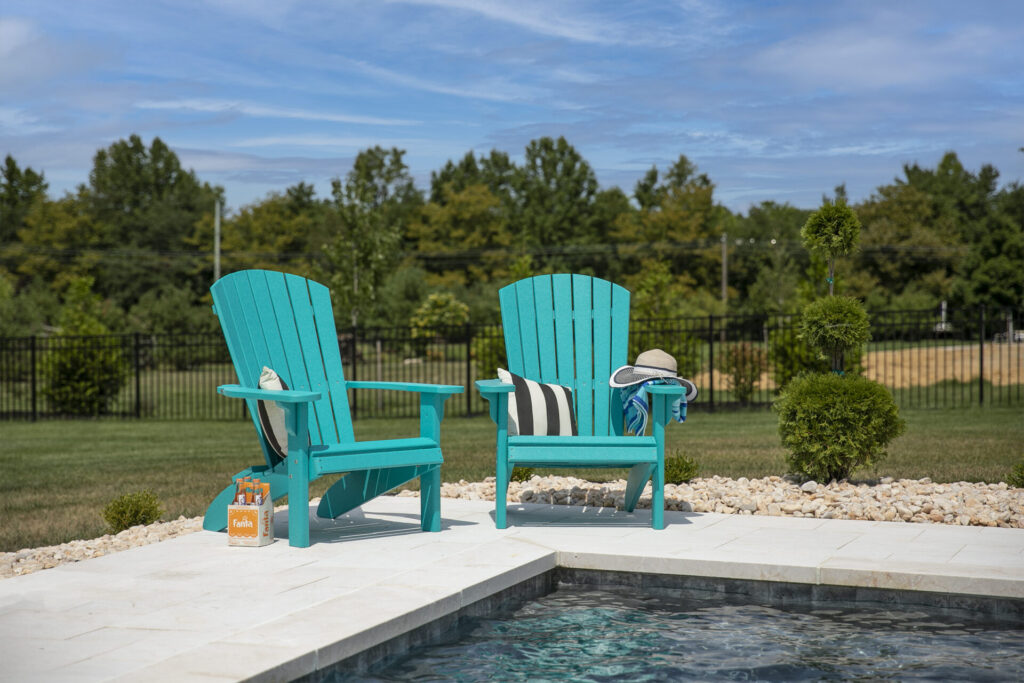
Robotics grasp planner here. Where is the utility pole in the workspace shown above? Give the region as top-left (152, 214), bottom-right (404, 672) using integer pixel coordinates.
top-left (720, 233), bottom-right (727, 345)
top-left (214, 199), bottom-right (221, 283)
top-left (720, 232), bottom-right (727, 310)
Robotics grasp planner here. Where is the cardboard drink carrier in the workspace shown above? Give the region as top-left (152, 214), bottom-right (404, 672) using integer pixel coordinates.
top-left (227, 478), bottom-right (274, 547)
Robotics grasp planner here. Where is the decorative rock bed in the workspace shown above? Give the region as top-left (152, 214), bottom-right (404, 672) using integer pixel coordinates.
top-left (3, 476), bottom-right (1021, 579)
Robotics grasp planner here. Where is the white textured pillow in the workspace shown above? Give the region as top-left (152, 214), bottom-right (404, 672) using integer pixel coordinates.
top-left (257, 366), bottom-right (288, 465)
top-left (497, 368), bottom-right (578, 437)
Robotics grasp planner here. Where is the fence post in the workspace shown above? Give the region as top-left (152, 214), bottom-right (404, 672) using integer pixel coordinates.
top-left (707, 314), bottom-right (715, 412)
top-left (134, 333), bottom-right (142, 418)
top-left (979, 305), bottom-right (985, 406)
top-left (465, 324), bottom-right (472, 416)
top-left (31, 335), bottom-right (38, 422)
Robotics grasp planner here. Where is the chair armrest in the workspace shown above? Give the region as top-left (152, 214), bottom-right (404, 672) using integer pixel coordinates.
top-left (217, 384), bottom-right (322, 403)
top-left (345, 381), bottom-right (463, 395)
top-left (475, 380), bottom-right (512, 428)
top-left (475, 379), bottom-right (515, 395)
top-left (645, 384), bottom-right (687, 396)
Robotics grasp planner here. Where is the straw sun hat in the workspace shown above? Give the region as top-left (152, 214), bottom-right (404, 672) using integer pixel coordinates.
top-left (609, 348), bottom-right (698, 402)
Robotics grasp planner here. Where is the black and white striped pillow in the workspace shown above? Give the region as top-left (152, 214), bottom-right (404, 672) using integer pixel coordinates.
top-left (497, 368), bottom-right (578, 436)
top-left (257, 366), bottom-right (289, 465)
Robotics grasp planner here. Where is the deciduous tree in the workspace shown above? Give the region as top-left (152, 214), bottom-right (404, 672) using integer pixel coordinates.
top-left (323, 147), bottom-right (422, 328)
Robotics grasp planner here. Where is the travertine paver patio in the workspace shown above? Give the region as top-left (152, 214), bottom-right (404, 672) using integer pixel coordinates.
top-left (1, 496), bottom-right (1022, 682)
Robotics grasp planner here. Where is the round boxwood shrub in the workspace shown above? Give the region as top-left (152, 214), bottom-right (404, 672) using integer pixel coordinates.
top-left (102, 490), bottom-right (164, 534)
top-left (800, 296), bottom-right (870, 372)
top-left (774, 373), bottom-right (904, 482)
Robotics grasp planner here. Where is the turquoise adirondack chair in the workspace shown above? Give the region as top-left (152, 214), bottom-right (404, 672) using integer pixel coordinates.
top-left (204, 269), bottom-right (463, 547)
top-left (476, 274), bottom-right (685, 529)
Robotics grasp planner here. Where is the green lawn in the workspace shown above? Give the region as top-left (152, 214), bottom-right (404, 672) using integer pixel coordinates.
top-left (2, 407), bottom-right (1021, 552)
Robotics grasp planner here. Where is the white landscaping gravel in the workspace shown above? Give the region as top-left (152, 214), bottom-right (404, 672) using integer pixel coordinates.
top-left (3, 476), bottom-right (1022, 580)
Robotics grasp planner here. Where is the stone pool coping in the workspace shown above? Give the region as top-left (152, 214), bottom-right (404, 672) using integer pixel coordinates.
top-left (1, 497), bottom-right (1022, 682)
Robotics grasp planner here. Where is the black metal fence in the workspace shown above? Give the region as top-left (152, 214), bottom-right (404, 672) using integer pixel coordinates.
top-left (1, 306), bottom-right (1020, 421)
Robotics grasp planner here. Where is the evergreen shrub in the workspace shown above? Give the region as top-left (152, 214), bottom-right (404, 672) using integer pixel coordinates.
top-left (774, 373), bottom-right (905, 482)
top-left (102, 490), bottom-right (164, 534)
top-left (42, 336), bottom-right (127, 416)
top-left (769, 328), bottom-right (862, 391)
top-left (665, 453), bottom-right (700, 484)
top-left (410, 292), bottom-right (469, 357)
top-left (42, 277), bottom-right (128, 416)
top-left (769, 328), bottom-right (829, 390)
top-left (721, 342), bottom-right (767, 404)
top-left (472, 332), bottom-right (507, 379)
top-left (1007, 462), bottom-right (1024, 489)
top-left (800, 296), bottom-right (870, 371)
top-left (510, 467), bottom-right (536, 483)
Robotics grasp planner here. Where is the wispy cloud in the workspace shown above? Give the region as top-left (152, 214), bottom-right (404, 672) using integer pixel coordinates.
top-left (753, 16), bottom-right (1012, 91)
top-left (345, 59), bottom-right (544, 103)
top-left (0, 16), bottom-right (108, 89)
top-left (387, 0), bottom-right (639, 45)
top-left (230, 134), bottom-right (433, 149)
top-left (0, 106), bottom-right (59, 135)
top-left (134, 98), bottom-right (417, 126)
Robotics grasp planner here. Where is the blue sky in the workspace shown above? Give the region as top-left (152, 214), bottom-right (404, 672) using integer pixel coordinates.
top-left (2, 0), bottom-right (1022, 215)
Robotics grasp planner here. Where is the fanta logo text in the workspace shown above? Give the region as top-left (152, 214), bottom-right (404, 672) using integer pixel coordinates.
top-left (232, 518), bottom-right (254, 528)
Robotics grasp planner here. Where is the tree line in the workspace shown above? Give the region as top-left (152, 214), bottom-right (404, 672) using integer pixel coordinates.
top-left (1, 134), bottom-right (1022, 339)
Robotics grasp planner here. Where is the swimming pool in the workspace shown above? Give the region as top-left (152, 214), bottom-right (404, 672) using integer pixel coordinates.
top-left (328, 573), bottom-right (1024, 682)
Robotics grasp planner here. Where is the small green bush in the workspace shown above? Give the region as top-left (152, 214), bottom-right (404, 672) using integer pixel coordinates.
top-left (510, 467), bottom-right (535, 483)
top-left (1007, 462), bottom-right (1024, 489)
top-left (774, 373), bottom-right (905, 482)
top-left (102, 490), bottom-right (164, 534)
top-left (800, 296), bottom-right (870, 371)
top-left (472, 332), bottom-right (507, 379)
top-left (43, 277), bottom-right (128, 416)
top-left (410, 293), bottom-right (469, 336)
top-left (665, 453), bottom-right (700, 484)
top-left (721, 342), bottom-right (767, 404)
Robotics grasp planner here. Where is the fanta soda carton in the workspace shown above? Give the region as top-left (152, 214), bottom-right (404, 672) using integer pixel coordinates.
top-left (227, 480), bottom-right (274, 547)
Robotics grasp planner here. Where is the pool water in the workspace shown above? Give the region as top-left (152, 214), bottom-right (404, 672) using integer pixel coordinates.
top-left (344, 585), bottom-right (1024, 681)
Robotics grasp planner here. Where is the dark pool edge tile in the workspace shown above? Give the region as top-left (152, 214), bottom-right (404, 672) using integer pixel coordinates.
top-left (555, 568), bottom-right (1024, 623)
top-left (298, 568), bottom-right (1024, 682)
top-left (293, 571), bottom-right (555, 682)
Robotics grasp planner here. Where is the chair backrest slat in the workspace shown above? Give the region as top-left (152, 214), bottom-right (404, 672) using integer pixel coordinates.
top-left (551, 274), bottom-right (576, 388)
top-left (500, 274), bottom-right (630, 437)
top-left (303, 277), bottom-right (355, 442)
top-left (571, 275), bottom-right (595, 434)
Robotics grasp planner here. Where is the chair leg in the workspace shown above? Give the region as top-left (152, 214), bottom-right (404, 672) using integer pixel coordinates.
top-left (420, 466), bottom-right (441, 532)
top-left (287, 453), bottom-right (311, 548)
top-left (495, 453), bottom-right (509, 529)
top-left (623, 463), bottom-right (654, 513)
top-left (652, 458), bottom-right (665, 530)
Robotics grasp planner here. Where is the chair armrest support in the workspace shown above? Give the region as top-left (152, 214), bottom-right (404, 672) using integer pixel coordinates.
top-left (346, 380), bottom-right (463, 395)
top-left (217, 384), bottom-right (322, 403)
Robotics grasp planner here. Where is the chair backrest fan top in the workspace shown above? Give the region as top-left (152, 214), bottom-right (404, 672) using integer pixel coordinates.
top-left (499, 274), bottom-right (629, 437)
